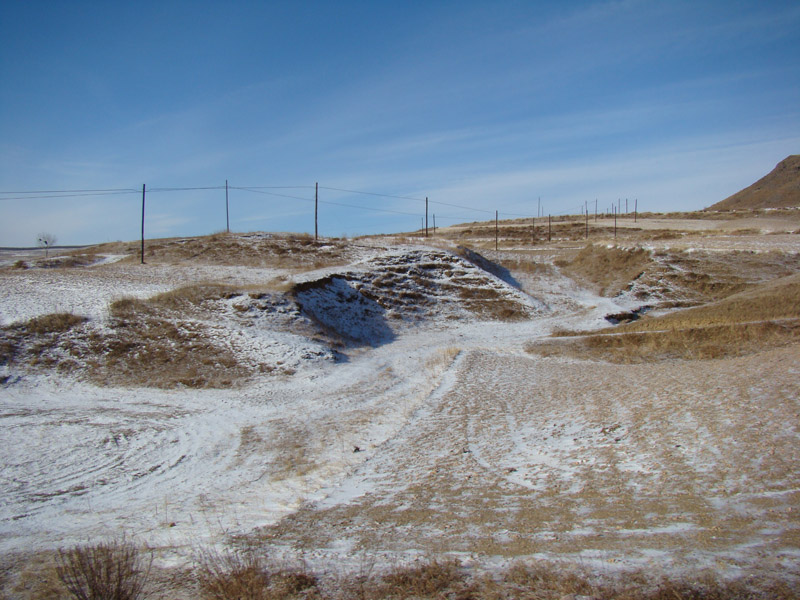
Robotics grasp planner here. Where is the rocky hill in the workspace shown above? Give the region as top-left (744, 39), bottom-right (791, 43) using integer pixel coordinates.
top-left (707, 155), bottom-right (800, 211)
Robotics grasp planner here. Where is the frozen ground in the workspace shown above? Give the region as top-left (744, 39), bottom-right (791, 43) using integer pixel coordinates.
top-left (0, 229), bottom-right (799, 587)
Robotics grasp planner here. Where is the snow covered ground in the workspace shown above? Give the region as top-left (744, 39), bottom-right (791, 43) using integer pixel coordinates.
top-left (1, 235), bottom-right (798, 585)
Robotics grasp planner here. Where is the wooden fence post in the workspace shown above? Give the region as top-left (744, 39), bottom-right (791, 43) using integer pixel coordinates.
top-left (426, 197), bottom-right (429, 237)
top-left (315, 182), bottom-right (318, 241)
top-left (140, 183), bottom-right (146, 264)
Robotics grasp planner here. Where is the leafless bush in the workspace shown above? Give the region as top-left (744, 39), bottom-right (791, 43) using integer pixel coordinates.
top-left (56, 539), bottom-right (152, 600)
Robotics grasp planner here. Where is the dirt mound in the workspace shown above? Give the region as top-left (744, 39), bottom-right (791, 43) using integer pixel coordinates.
top-left (708, 155), bottom-right (800, 211)
top-left (291, 249), bottom-right (542, 344)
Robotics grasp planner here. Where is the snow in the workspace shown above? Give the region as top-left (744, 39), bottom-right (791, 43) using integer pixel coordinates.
top-left (1, 240), bottom-right (798, 583)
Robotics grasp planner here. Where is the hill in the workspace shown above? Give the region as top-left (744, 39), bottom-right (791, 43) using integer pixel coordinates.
top-left (707, 154), bottom-right (800, 210)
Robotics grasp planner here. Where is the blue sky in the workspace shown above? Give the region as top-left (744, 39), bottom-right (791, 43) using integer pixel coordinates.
top-left (1, 1), bottom-right (799, 246)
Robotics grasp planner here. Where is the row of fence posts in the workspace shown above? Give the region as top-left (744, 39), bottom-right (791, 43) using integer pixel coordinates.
top-left (137, 181), bottom-right (638, 264)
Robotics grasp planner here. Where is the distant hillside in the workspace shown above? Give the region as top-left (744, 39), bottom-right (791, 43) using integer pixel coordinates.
top-left (707, 155), bottom-right (800, 211)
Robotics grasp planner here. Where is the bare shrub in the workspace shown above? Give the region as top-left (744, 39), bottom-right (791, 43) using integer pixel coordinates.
top-left (56, 539), bottom-right (151, 600)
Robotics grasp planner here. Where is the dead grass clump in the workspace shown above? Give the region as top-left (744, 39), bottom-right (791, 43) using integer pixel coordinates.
top-left (426, 347), bottom-right (460, 373)
top-left (23, 313), bottom-right (88, 335)
top-left (557, 244), bottom-right (652, 296)
top-left (497, 562), bottom-right (601, 598)
top-left (0, 337), bottom-right (15, 370)
top-left (56, 539), bottom-right (152, 600)
top-left (197, 550), bottom-right (270, 600)
top-left (458, 287), bottom-right (530, 321)
top-left (376, 559), bottom-right (464, 598)
top-left (196, 549), bottom-right (320, 600)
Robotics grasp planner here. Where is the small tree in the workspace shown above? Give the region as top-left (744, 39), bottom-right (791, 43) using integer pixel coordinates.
top-left (37, 232), bottom-right (57, 258)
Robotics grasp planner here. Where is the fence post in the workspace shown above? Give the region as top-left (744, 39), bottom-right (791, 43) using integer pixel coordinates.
top-left (495, 210), bottom-right (498, 251)
top-left (635, 198), bottom-right (638, 223)
top-left (585, 208), bottom-right (589, 240)
top-left (225, 180), bottom-right (230, 233)
top-left (315, 182), bottom-right (318, 241)
top-left (548, 214), bottom-right (551, 242)
top-left (140, 184), bottom-right (146, 264)
top-left (425, 197), bottom-right (429, 237)
top-left (614, 205), bottom-right (617, 238)
top-left (433, 214), bottom-right (436, 235)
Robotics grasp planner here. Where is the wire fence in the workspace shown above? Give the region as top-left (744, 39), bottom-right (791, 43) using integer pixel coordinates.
top-left (0, 181), bottom-right (639, 248)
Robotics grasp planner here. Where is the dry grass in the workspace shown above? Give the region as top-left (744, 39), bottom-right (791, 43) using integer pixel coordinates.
top-left (534, 320), bottom-right (800, 362)
top-left (3, 548), bottom-right (797, 599)
top-left (426, 347), bottom-right (461, 374)
top-left (22, 313), bottom-right (88, 335)
top-left (35, 255), bottom-right (99, 269)
top-left (555, 244), bottom-right (652, 296)
top-left (1, 313), bottom-right (89, 381)
top-left (196, 549), bottom-right (320, 600)
top-left (0, 286), bottom-right (258, 388)
top-left (109, 232), bottom-right (356, 269)
top-left (84, 287), bottom-right (251, 388)
top-left (530, 273), bottom-right (800, 362)
top-left (183, 555), bottom-right (800, 599)
top-left (56, 539), bottom-right (152, 600)
top-left (457, 286), bottom-right (531, 321)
